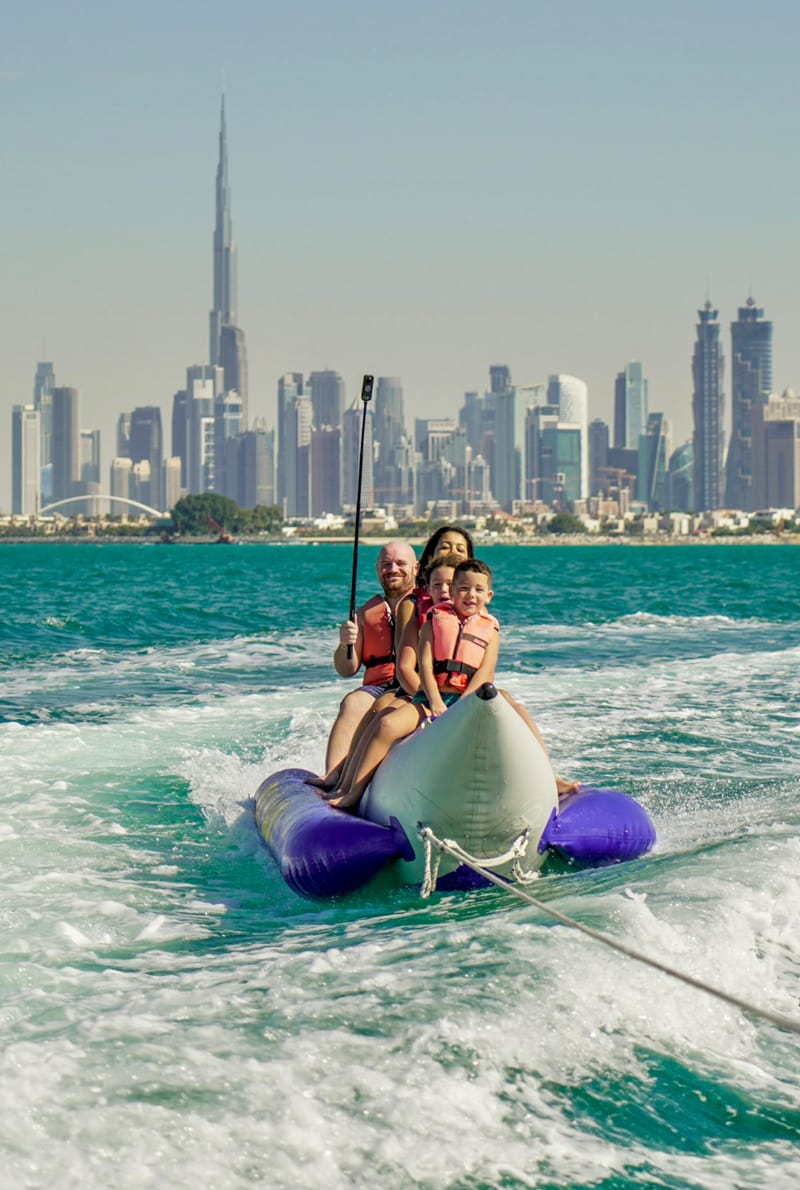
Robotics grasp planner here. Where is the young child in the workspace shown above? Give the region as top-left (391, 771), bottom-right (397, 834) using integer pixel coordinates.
top-left (324, 554), bottom-right (460, 804)
top-left (415, 558), bottom-right (498, 717)
top-left (391, 525), bottom-right (474, 665)
top-left (395, 551), bottom-right (464, 695)
top-left (327, 558), bottom-right (497, 809)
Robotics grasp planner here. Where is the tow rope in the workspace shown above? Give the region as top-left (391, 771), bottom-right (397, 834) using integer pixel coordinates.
top-left (417, 825), bottom-right (800, 1036)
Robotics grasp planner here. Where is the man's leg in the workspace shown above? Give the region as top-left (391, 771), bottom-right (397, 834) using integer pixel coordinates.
top-left (324, 687), bottom-right (378, 772)
top-left (329, 701), bottom-right (426, 810)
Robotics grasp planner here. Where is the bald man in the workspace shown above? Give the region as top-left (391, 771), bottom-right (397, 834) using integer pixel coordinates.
top-left (324, 540), bottom-right (417, 774)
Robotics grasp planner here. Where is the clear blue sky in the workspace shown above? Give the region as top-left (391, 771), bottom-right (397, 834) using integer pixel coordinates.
top-left (3, 0), bottom-right (799, 509)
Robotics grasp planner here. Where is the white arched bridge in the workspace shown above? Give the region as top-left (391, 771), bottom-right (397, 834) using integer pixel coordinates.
top-left (40, 495), bottom-right (168, 518)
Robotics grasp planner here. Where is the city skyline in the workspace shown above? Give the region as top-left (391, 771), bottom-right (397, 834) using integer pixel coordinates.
top-left (4, 1), bottom-right (800, 510)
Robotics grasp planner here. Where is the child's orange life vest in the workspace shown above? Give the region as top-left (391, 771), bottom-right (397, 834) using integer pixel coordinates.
top-left (360, 595), bottom-right (396, 686)
top-left (429, 604), bottom-right (499, 691)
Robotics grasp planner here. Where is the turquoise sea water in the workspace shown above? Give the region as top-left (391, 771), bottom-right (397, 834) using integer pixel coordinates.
top-left (1, 541), bottom-right (798, 1189)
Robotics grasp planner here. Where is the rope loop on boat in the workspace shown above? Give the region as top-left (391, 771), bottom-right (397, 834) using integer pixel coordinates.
top-left (416, 826), bottom-right (800, 1037)
top-left (420, 829), bottom-right (444, 899)
top-left (418, 825), bottom-right (540, 898)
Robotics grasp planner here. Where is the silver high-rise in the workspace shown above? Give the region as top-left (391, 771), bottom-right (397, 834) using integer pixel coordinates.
top-left (692, 301), bottom-right (725, 511)
top-left (725, 297), bottom-right (772, 511)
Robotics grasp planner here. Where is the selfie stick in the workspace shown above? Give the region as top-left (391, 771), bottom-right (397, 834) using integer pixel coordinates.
top-left (347, 374), bottom-right (375, 660)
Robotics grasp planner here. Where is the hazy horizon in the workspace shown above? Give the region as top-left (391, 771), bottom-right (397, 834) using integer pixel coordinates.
top-left (3, 0), bottom-right (799, 510)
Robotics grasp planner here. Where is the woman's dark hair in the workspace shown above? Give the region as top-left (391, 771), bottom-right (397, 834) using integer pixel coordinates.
top-left (417, 525), bottom-right (474, 578)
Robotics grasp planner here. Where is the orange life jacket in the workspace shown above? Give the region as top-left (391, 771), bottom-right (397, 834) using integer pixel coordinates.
top-left (414, 589), bottom-right (433, 626)
top-left (429, 604), bottom-right (499, 691)
top-left (360, 594), bottom-right (396, 686)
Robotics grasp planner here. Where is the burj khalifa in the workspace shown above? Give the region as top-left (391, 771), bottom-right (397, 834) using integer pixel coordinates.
top-left (209, 95), bottom-right (248, 425)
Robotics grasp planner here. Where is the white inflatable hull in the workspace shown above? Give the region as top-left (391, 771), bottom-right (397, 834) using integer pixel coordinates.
top-left (360, 683), bottom-right (558, 886)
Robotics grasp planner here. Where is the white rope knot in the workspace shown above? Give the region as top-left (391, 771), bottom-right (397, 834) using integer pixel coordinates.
top-left (418, 825), bottom-right (540, 897)
top-left (420, 826), bottom-right (445, 899)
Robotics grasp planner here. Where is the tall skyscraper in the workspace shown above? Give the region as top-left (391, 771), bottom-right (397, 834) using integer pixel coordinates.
top-left (547, 374), bottom-right (589, 498)
top-left (309, 370), bottom-right (344, 429)
top-left (239, 428), bottom-right (274, 509)
top-left (219, 325), bottom-right (248, 422)
top-left (692, 300), bottom-right (725, 511)
top-left (667, 442), bottom-right (695, 512)
top-left (11, 405), bottom-right (41, 516)
top-left (526, 404), bottom-right (581, 507)
top-left (214, 389), bottom-right (244, 500)
top-left (310, 426), bottom-right (342, 515)
top-left (116, 412), bottom-right (131, 458)
top-left (130, 406), bottom-right (164, 508)
top-left (489, 365), bottom-right (512, 395)
top-left (171, 391), bottom-right (188, 488)
top-left (588, 418), bottom-right (610, 498)
top-left (110, 457), bottom-right (133, 506)
top-left (638, 412), bottom-right (671, 511)
top-left (493, 388), bottom-right (519, 510)
top-left (209, 95), bottom-right (248, 424)
top-left (751, 390), bottom-right (800, 510)
top-left (373, 376), bottom-right (411, 507)
top-left (283, 393), bottom-right (313, 517)
top-left (51, 387), bottom-right (80, 505)
top-left (186, 371), bottom-right (217, 495)
top-left (614, 362), bottom-right (648, 450)
top-left (276, 372), bottom-right (304, 509)
top-left (725, 296), bottom-right (773, 511)
top-left (342, 400), bottom-right (374, 509)
top-left (33, 361), bottom-right (55, 503)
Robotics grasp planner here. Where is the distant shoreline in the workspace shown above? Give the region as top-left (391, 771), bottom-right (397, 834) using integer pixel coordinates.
top-left (1, 534), bottom-right (797, 547)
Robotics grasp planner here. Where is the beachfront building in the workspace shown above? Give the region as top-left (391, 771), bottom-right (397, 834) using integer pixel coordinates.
top-left (725, 297), bottom-right (773, 512)
top-left (692, 300), bottom-right (725, 511)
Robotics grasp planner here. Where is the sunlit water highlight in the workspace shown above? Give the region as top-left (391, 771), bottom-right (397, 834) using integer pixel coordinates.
top-left (0, 543), bottom-right (798, 1188)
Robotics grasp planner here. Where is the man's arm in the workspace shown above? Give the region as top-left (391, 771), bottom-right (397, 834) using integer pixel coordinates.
top-left (395, 614), bottom-right (421, 695)
top-left (332, 613), bottom-right (362, 678)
